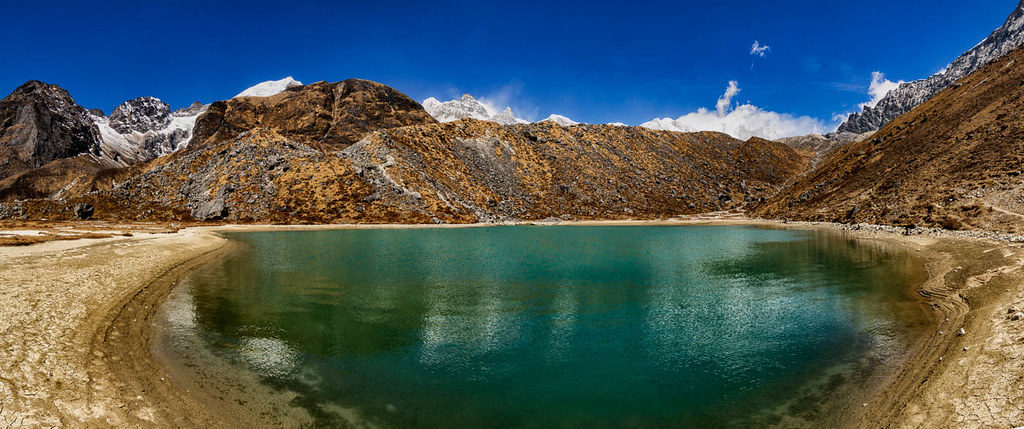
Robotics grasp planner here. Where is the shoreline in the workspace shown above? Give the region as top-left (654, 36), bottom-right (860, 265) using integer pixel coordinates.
top-left (1, 219), bottom-right (1022, 427)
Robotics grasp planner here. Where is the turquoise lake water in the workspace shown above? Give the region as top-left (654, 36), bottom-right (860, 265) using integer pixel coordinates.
top-left (155, 225), bottom-right (928, 427)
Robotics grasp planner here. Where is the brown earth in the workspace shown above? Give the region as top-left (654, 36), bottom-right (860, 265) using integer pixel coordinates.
top-left (755, 44), bottom-right (1024, 233)
top-left (12, 120), bottom-right (808, 223)
top-left (190, 79), bottom-right (437, 150)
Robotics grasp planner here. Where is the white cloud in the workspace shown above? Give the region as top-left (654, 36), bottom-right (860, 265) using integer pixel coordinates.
top-left (860, 71), bottom-right (903, 109)
top-left (641, 81), bottom-right (831, 140)
top-left (715, 80), bottom-right (741, 113)
top-left (750, 41), bottom-right (771, 57)
top-left (476, 82), bottom-right (539, 121)
top-left (831, 71), bottom-right (907, 127)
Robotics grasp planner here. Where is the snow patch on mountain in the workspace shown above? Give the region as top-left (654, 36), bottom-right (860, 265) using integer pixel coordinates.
top-left (540, 114), bottom-right (579, 126)
top-left (422, 94), bottom-right (529, 125)
top-left (235, 77), bottom-right (303, 98)
top-left (641, 81), bottom-right (828, 140)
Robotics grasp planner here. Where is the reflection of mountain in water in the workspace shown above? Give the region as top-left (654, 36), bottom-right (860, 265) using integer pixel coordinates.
top-left (179, 226), bottom-right (928, 428)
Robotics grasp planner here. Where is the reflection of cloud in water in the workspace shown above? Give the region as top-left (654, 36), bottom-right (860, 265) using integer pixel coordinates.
top-left (238, 336), bottom-right (300, 378)
top-left (162, 281), bottom-right (198, 337)
top-left (418, 280), bottom-right (523, 366)
top-left (546, 281), bottom-right (578, 361)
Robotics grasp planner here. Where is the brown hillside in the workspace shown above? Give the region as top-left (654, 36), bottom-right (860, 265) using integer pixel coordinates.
top-left (0, 155), bottom-right (118, 202)
top-left (15, 120), bottom-right (808, 223)
top-left (190, 79), bottom-right (437, 150)
top-left (755, 44), bottom-right (1024, 233)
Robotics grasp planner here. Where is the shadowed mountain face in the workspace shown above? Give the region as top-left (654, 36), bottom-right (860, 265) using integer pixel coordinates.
top-left (755, 44), bottom-right (1024, 233)
top-left (0, 81), bottom-right (101, 180)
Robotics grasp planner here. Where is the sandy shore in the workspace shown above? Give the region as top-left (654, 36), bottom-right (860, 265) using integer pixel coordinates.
top-left (0, 228), bottom-right (229, 426)
top-left (1, 219), bottom-right (1022, 427)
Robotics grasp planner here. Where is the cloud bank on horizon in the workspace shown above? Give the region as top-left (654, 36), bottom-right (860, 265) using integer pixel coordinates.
top-left (641, 81), bottom-right (830, 140)
top-left (423, 69), bottom-right (903, 141)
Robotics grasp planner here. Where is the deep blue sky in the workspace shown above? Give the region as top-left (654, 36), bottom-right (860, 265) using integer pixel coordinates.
top-left (1, 0), bottom-right (1018, 125)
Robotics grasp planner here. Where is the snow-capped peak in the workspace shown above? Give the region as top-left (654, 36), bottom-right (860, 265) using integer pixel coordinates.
top-left (235, 77), bottom-right (303, 98)
top-left (493, 107), bottom-right (529, 125)
top-left (540, 114), bottom-right (578, 126)
top-left (92, 97), bottom-right (208, 166)
top-left (422, 94), bottom-right (529, 125)
top-left (606, 122), bottom-right (628, 127)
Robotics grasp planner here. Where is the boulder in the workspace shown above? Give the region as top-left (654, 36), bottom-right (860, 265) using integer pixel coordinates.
top-left (73, 203), bottom-right (94, 220)
top-left (192, 199), bottom-right (228, 221)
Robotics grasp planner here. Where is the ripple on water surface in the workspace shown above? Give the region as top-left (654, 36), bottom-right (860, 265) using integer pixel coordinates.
top-left (155, 225), bottom-right (928, 428)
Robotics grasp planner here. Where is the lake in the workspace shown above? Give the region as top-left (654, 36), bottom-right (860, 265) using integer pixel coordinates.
top-left (154, 225), bottom-right (929, 427)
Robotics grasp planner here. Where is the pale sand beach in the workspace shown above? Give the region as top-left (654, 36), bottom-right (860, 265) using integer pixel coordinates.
top-left (0, 220), bottom-right (1022, 427)
top-left (0, 228), bottom-right (228, 426)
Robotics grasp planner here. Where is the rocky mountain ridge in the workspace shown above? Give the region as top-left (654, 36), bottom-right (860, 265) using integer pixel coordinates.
top-left (0, 77), bottom-right (811, 222)
top-left (191, 79), bottom-right (437, 150)
top-left (30, 120), bottom-right (807, 223)
top-left (837, 0), bottom-right (1024, 134)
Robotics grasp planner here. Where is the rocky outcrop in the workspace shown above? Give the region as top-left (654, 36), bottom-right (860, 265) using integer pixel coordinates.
top-left (756, 43), bottom-right (1024, 233)
top-left (0, 81), bottom-right (101, 180)
top-left (191, 79), bottom-right (437, 150)
top-left (108, 96), bottom-right (172, 134)
top-left (837, 1), bottom-right (1024, 134)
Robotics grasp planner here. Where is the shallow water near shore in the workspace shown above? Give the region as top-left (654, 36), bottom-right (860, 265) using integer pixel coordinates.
top-left (154, 225), bottom-right (929, 427)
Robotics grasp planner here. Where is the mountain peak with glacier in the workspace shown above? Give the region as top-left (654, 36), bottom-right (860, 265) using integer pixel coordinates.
top-left (422, 94), bottom-right (528, 125)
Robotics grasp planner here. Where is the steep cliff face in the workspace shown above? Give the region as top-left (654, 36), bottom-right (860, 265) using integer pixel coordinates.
top-left (191, 79), bottom-right (437, 150)
top-left (0, 81), bottom-right (101, 180)
top-left (837, 1), bottom-right (1024, 134)
top-left (756, 44), bottom-right (1024, 233)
